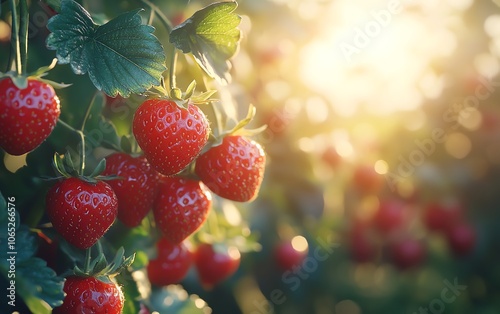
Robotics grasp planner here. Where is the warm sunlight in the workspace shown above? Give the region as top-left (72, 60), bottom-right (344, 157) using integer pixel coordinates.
top-left (299, 0), bottom-right (471, 116)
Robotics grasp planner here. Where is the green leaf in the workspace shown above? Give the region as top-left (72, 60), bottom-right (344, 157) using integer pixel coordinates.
top-left (46, 0), bottom-right (166, 97)
top-left (169, 1), bottom-right (241, 84)
top-left (116, 270), bottom-right (141, 314)
top-left (16, 258), bottom-right (65, 312)
top-left (0, 226), bottom-right (65, 312)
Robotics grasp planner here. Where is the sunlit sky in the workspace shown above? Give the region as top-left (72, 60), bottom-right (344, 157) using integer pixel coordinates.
top-left (298, 0), bottom-right (480, 116)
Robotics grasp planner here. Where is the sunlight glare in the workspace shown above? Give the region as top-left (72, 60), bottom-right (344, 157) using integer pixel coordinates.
top-left (299, 0), bottom-right (462, 116)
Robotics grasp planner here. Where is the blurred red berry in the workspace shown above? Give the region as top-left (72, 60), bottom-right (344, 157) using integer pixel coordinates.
top-left (446, 222), bottom-right (476, 257)
top-left (274, 239), bottom-right (308, 271)
top-left (423, 201), bottom-right (463, 233)
top-left (389, 237), bottom-right (426, 270)
top-left (373, 199), bottom-right (407, 235)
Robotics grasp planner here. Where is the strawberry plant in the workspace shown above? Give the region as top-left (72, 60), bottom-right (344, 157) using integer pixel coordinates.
top-left (1, 0), bottom-right (498, 313)
top-left (0, 0), bottom-right (265, 312)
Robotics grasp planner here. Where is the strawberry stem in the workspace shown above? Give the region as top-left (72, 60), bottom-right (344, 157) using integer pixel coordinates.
top-left (209, 101), bottom-right (224, 138)
top-left (8, 0), bottom-right (22, 75)
top-left (84, 247), bottom-right (92, 273)
top-left (19, 0), bottom-right (29, 74)
top-left (207, 207), bottom-right (224, 242)
top-left (139, 0), bottom-right (173, 33)
top-left (76, 93), bottom-right (98, 175)
top-left (139, 0), bottom-right (178, 93)
top-left (168, 46), bottom-right (178, 92)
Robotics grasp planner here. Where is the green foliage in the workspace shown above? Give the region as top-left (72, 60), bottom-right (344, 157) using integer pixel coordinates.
top-left (0, 208), bottom-right (64, 314)
top-left (150, 285), bottom-right (212, 313)
top-left (170, 1), bottom-right (241, 84)
top-left (116, 269), bottom-right (142, 314)
top-left (46, 0), bottom-right (166, 97)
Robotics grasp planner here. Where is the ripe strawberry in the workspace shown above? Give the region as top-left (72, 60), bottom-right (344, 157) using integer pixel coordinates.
top-left (372, 199), bottom-right (407, 235)
top-left (348, 219), bottom-right (377, 263)
top-left (274, 239), bottom-right (308, 271)
top-left (446, 222), bottom-right (476, 257)
top-left (0, 77), bottom-right (60, 155)
top-left (195, 135), bottom-right (266, 202)
top-left (153, 177), bottom-right (212, 243)
top-left (132, 99), bottom-right (210, 176)
top-left (53, 276), bottom-right (123, 314)
top-left (423, 201), bottom-right (463, 233)
top-left (194, 243), bottom-right (240, 289)
top-left (389, 237), bottom-right (426, 270)
top-left (147, 238), bottom-right (193, 286)
top-left (46, 177), bottom-right (118, 249)
top-left (103, 153), bottom-right (160, 227)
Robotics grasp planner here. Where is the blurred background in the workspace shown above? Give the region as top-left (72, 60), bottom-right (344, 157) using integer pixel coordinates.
top-left (2, 0), bottom-right (500, 313)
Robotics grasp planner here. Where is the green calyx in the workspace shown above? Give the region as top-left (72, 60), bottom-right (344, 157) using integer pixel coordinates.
top-left (73, 247), bottom-right (135, 283)
top-left (205, 104), bottom-right (267, 151)
top-left (51, 151), bottom-right (121, 184)
top-left (0, 58), bottom-right (71, 90)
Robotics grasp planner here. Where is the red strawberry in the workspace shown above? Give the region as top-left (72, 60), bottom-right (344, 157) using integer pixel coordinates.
top-left (103, 153), bottom-right (160, 227)
top-left (153, 177), bottom-right (212, 243)
top-left (348, 219), bottom-right (377, 263)
top-left (53, 276), bottom-right (123, 314)
top-left (195, 135), bottom-right (266, 202)
top-left (0, 77), bottom-right (60, 155)
top-left (46, 177), bottom-right (118, 249)
top-left (194, 243), bottom-right (240, 289)
top-left (147, 238), bottom-right (193, 286)
top-left (446, 222), bottom-right (476, 257)
top-left (372, 199), bottom-right (407, 235)
top-left (389, 237), bottom-right (426, 270)
top-left (274, 239), bottom-right (308, 271)
top-left (423, 200), bottom-right (463, 233)
top-left (132, 99), bottom-right (210, 176)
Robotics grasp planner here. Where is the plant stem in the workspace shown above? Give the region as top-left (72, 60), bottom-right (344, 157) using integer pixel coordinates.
top-left (207, 205), bottom-right (223, 242)
top-left (210, 101), bottom-right (224, 138)
top-left (77, 94), bottom-right (98, 175)
top-left (138, 0), bottom-right (173, 33)
top-left (169, 46), bottom-right (178, 91)
top-left (138, 0), bottom-right (178, 92)
top-left (8, 0), bottom-right (22, 75)
top-left (84, 247), bottom-right (92, 272)
top-left (19, 0), bottom-right (29, 74)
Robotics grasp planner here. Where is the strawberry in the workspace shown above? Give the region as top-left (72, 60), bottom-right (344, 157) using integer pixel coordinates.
top-left (0, 77), bottom-right (60, 155)
top-left (147, 238), bottom-right (193, 286)
top-left (389, 237), bottom-right (426, 270)
top-left (53, 276), bottom-right (124, 314)
top-left (446, 222), bottom-right (476, 257)
top-left (153, 177), bottom-right (212, 243)
top-left (132, 99), bottom-right (210, 176)
top-left (194, 243), bottom-right (240, 289)
top-left (195, 135), bottom-right (266, 202)
top-left (45, 177), bottom-right (118, 249)
top-left (274, 239), bottom-right (308, 271)
top-left (102, 153), bottom-right (160, 227)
